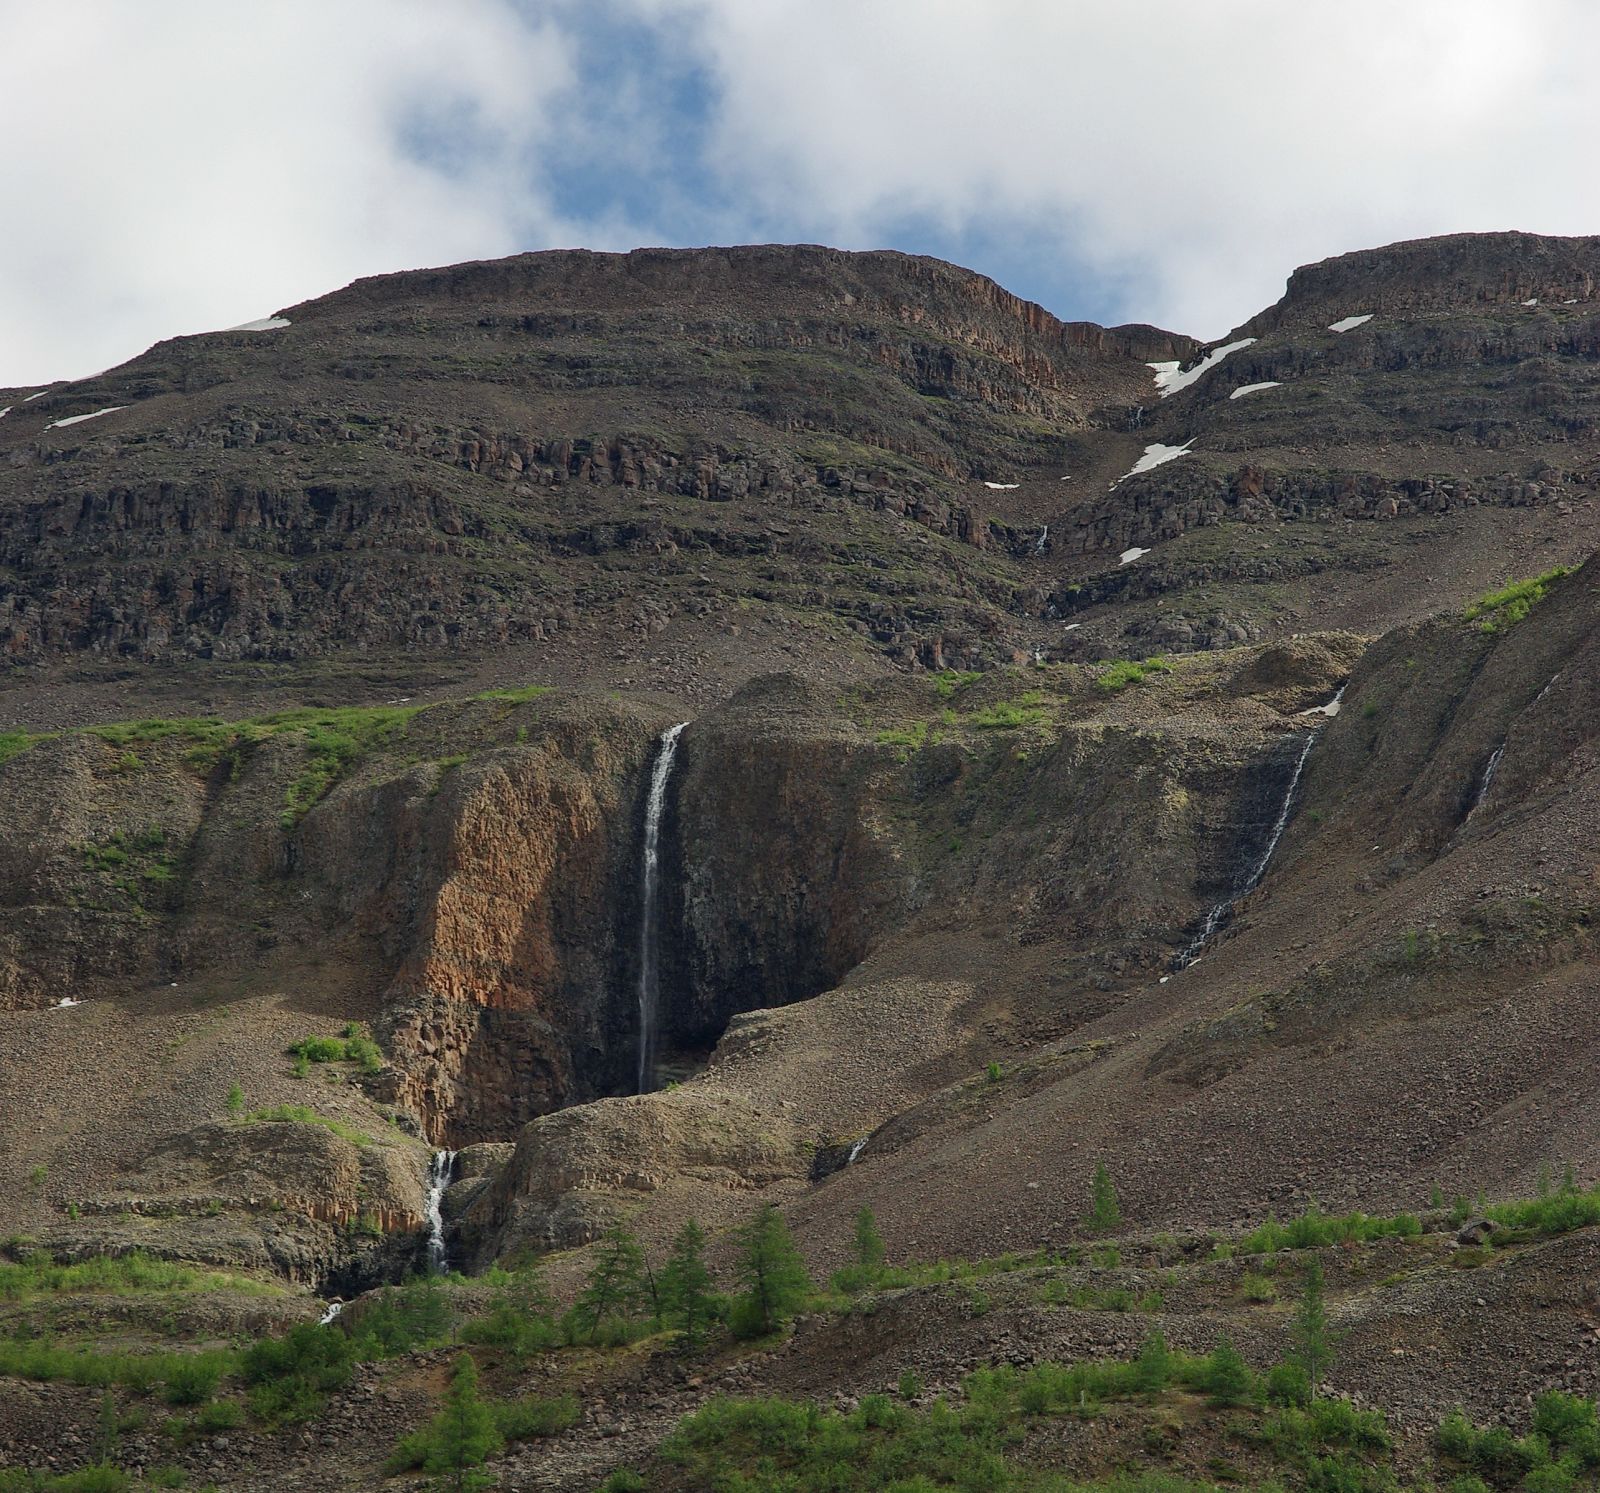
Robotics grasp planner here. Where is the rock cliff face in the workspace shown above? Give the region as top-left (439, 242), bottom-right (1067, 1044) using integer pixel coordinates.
top-left (7, 230), bottom-right (1600, 1305)
top-left (0, 246), bottom-right (1192, 686)
top-left (9, 232), bottom-right (1600, 711)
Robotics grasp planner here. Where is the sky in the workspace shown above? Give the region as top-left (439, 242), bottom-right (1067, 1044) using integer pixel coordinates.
top-left (3, 0), bottom-right (1599, 387)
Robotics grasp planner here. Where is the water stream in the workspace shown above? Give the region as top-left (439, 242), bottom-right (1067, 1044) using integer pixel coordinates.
top-left (637, 722), bottom-right (689, 1093)
top-left (1470, 742), bottom-right (1506, 814)
top-left (424, 1149), bottom-right (456, 1275)
top-left (1174, 690), bottom-right (1342, 970)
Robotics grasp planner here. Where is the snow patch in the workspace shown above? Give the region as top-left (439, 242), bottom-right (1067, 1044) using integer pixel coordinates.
top-left (23, 390), bottom-right (48, 401)
top-left (1230, 381), bottom-right (1281, 400)
top-left (1150, 338), bottom-right (1256, 397)
top-left (227, 316), bottom-right (291, 332)
top-left (1062, 622), bottom-right (1082, 632)
top-left (1113, 439), bottom-right (1194, 487)
top-left (44, 407), bottom-right (126, 430)
top-left (54, 997), bottom-right (83, 1009)
top-left (1564, 298), bottom-right (1579, 305)
top-left (1522, 298), bottom-right (1539, 307)
top-left (0, 407), bottom-right (9, 421)
top-left (1119, 547), bottom-right (1151, 565)
top-left (1328, 314), bottom-right (1373, 333)
top-left (982, 481), bottom-right (1019, 490)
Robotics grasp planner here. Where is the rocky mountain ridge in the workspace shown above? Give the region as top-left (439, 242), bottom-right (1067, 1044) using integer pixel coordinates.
top-left (4, 230), bottom-right (1600, 1490)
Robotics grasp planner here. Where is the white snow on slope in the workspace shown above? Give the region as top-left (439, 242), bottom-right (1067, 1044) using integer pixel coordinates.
top-left (0, 408), bottom-right (10, 421)
top-left (227, 316), bottom-right (291, 332)
top-left (1149, 338), bottom-right (1256, 397)
top-left (1230, 381), bottom-right (1281, 400)
top-left (45, 406), bottom-right (126, 430)
top-left (23, 390), bottom-right (48, 401)
top-left (1522, 298), bottom-right (1539, 307)
top-left (982, 481), bottom-right (1019, 490)
top-left (1112, 439), bottom-right (1194, 487)
top-left (54, 997), bottom-right (83, 1009)
top-left (1328, 314), bottom-right (1373, 333)
top-left (1119, 547), bottom-right (1151, 565)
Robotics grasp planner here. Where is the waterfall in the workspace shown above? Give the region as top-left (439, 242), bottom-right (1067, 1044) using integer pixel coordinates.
top-left (637, 722), bottom-right (688, 1094)
top-left (1034, 523), bottom-right (1049, 555)
top-left (846, 1137), bottom-right (869, 1165)
top-left (318, 1301), bottom-right (344, 1326)
top-left (424, 1149), bottom-right (456, 1274)
top-left (1470, 742), bottom-right (1506, 814)
top-left (1174, 689), bottom-right (1341, 970)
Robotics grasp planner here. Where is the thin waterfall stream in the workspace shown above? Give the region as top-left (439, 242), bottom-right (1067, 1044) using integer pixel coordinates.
top-left (424, 1149), bottom-right (456, 1274)
top-left (1470, 742), bottom-right (1506, 814)
top-left (637, 722), bottom-right (688, 1093)
top-left (1174, 688), bottom-right (1342, 970)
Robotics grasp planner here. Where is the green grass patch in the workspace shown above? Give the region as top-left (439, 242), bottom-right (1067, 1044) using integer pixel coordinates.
top-left (1483, 1181), bottom-right (1600, 1240)
top-left (1464, 566), bottom-right (1576, 633)
top-left (0, 731), bottom-right (45, 768)
top-left (1096, 656), bottom-right (1176, 694)
top-left (0, 1250), bottom-right (276, 1302)
top-left (0, 1338), bottom-right (232, 1399)
top-left (967, 696), bottom-right (1048, 730)
top-left (239, 1105), bottom-right (374, 1147)
top-left (1236, 1202), bottom-right (1422, 1256)
top-left (932, 669), bottom-right (983, 700)
top-left (661, 1340), bottom-right (1287, 1491)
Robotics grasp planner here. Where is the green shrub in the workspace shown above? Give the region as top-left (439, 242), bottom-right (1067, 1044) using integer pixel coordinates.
top-left (1241, 1271), bottom-right (1277, 1302)
top-left (1084, 1161), bottom-right (1122, 1235)
top-left (0, 1250), bottom-right (272, 1302)
top-left (353, 1277), bottom-right (455, 1358)
top-left (240, 1322), bottom-right (357, 1424)
top-left (493, 1392), bottom-right (580, 1441)
top-left (1266, 1361), bottom-right (1312, 1408)
top-left (162, 1355), bottom-right (223, 1405)
top-left (1200, 1339), bottom-right (1254, 1406)
top-left (1236, 1202), bottom-right (1421, 1255)
top-left (288, 1036), bottom-right (346, 1064)
top-left (194, 1398), bottom-right (244, 1432)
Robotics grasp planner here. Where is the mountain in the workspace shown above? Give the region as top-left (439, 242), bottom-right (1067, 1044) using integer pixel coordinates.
top-left (2, 233), bottom-right (1600, 1490)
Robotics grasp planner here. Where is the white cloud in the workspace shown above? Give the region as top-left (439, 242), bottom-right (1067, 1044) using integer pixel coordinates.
top-left (628, 0), bottom-right (1598, 336)
top-left (5, 1), bottom-right (1600, 385)
top-left (0, 1), bottom-right (592, 385)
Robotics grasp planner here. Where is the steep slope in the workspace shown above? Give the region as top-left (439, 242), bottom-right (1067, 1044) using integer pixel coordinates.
top-left (0, 245), bottom-right (1191, 716)
top-left (1051, 232), bottom-right (1600, 655)
top-left (6, 232), bottom-right (1600, 733)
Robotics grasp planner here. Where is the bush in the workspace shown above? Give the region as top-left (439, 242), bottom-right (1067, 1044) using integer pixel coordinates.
top-left (1200, 1339), bottom-right (1254, 1406)
top-left (352, 1277), bottom-right (454, 1358)
top-left (194, 1398), bottom-right (244, 1432)
top-left (240, 1322), bottom-right (357, 1424)
top-left (1241, 1271), bottom-right (1277, 1302)
top-left (288, 1034), bottom-right (384, 1074)
top-left (1236, 1203), bottom-right (1422, 1255)
top-left (494, 1392), bottom-right (580, 1442)
top-left (162, 1354), bottom-right (223, 1405)
top-left (1265, 1361), bottom-right (1312, 1408)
